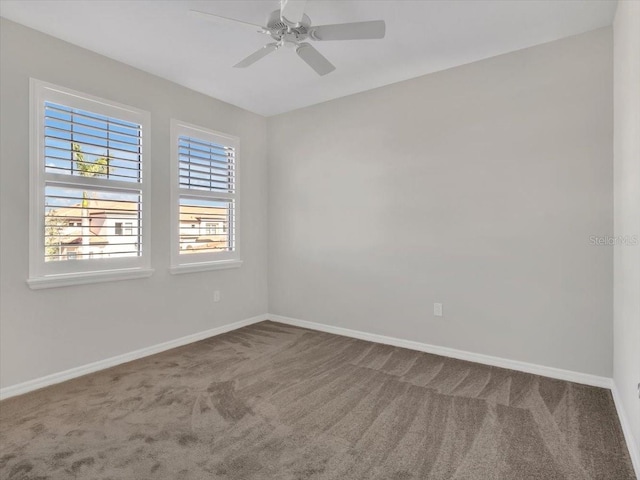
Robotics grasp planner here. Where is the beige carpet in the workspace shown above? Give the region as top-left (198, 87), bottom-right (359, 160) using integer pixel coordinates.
top-left (0, 321), bottom-right (634, 479)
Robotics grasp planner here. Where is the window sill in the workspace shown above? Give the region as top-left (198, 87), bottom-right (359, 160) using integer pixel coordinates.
top-left (27, 268), bottom-right (154, 290)
top-left (169, 260), bottom-right (243, 275)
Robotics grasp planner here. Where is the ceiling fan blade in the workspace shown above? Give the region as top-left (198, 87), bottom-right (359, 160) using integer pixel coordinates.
top-left (189, 10), bottom-right (266, 33)
top-left (234, 43), bottom-right (279, 68)
top-left (296, 43), bottom-right (335, 76)
top-left (280, 0), bottom-right (307, 25)
top-left (310, 20), bottom-right (386, 41)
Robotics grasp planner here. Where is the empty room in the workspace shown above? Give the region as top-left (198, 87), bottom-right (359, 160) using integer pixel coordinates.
top-left (0, 0), bottom-right (638, 478)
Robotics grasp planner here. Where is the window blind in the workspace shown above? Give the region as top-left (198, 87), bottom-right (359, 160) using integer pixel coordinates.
top-left (176, 134), bottom-right (236, 255)
top-left (44, 102), bottom-right (142, 182)
top-left (178, 198), bottom-right (234, 254)
top-left (44, 186), bottom-right (142, 261)
top-left (178, 136), bottom-right (235, 193)
top-left (42, 101), bottom-right (145, 263)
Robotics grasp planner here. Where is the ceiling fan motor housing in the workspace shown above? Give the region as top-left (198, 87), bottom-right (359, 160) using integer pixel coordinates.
top-left (267, 9), bottom-right (311, 43)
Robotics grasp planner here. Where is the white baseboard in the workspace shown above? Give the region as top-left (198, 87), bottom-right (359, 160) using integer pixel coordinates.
top-left (268, 314), bottom-right (613, 389)
top-left (611, 384), bottom-right (640, 477)
top-left (0, 314), bottom-right (268, 400)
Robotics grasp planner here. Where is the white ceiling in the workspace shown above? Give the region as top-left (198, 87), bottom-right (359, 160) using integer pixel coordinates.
top-left (0, 0), bottom-right (617, 116)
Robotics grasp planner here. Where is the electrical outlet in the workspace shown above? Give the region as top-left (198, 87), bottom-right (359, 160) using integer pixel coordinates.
top-left (213, 290), bottom-right (221, 303)
top-left (434, 303), bottom-right (443, 317)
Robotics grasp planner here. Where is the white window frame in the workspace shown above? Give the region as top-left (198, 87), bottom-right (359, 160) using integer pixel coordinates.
top-left (170, 119), bottom-right (241, 274)
top-left (28, 79), bottom-right (153, 289)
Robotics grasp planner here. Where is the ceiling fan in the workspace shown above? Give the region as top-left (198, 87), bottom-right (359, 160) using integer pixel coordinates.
top-left (190, 0), bottom-right (386, 76)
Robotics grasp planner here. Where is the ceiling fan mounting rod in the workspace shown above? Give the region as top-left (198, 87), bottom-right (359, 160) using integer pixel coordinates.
top-left (280, 13), bottom-right (301, 29)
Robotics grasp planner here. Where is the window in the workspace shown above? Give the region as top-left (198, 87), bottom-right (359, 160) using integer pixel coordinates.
top-left (28, 79), bottom-right (152, 289)
top-left (170, 120), bottom-right (241, 273)
top-left (202, 222), bottom-right (218, 236)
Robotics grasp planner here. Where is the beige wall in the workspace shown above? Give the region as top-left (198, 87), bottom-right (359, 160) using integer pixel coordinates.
top-left (0, 19), bottom-right (269, 389)
top-left (613, 0), bottom-right (640, 458)
top-left (0, 18), bottom-right (620, 393)
top-left (268, 28), bottom-right (614, 376)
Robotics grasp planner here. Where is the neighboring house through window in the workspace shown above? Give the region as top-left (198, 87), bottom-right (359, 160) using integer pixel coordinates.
top-left (170, 120), bottom-right (241, 273)
top-left (28, 79), bottom-right (152, 289)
